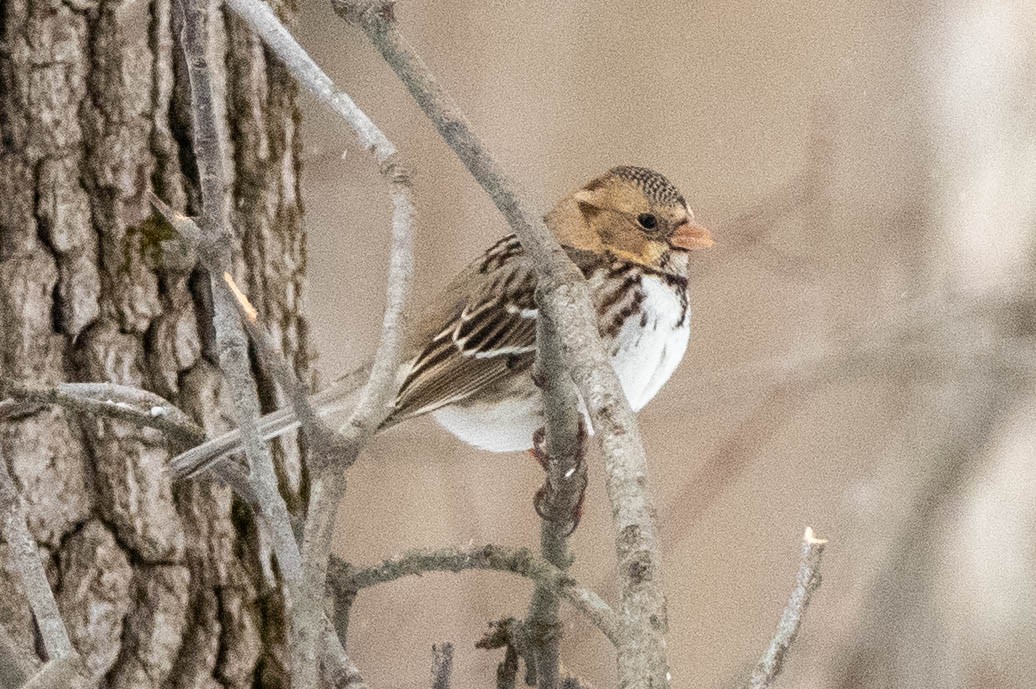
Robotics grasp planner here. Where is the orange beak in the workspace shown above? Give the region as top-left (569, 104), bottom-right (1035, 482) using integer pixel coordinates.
top-left (669, 219), bottom-right (715, 251)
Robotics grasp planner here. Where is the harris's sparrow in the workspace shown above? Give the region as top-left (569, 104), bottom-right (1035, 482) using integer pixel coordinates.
top-left (171, 166), bottom-right (713, 478)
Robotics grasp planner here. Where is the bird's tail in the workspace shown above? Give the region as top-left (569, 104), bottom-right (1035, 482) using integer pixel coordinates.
top-left (168, 372), bottom-right (365, 480)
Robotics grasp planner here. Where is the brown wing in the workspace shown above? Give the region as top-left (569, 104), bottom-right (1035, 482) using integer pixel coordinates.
top-left (387, 235), bottom-right (539, 422)
top-left (386, 236), bottom-right (611, 424)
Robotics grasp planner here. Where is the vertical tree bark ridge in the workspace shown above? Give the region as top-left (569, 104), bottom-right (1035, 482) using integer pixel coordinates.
top-left (0, 0), bottom-right (306, 685)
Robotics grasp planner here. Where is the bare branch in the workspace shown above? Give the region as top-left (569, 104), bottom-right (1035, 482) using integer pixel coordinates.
top-left (222, 0), bottom-right (415, 446)
top-left (478, 618), bottom-right (535, 688)
top-left (334, 2), bottom-right (670, 682)
top-left (321, 619), bottom-right (370, 689)
top-left (0, 461), bottom-right (73, 662)
top-left (221, 273), bottom-right (345, 458)
top-left (526, 311), bottom-right (587, 689)
top-left (328, 546), bottom-right (620, 645)
top-left (225, 0), bottom-right (392, 159)
top-left (174, 0), bottom-right (295, 541)
top-left (150, 224), bottom-right (317, 687)
top-left (180, 270), bottom-right (366, 689)
top-left (1, 377), bottom-right (257, 502)
top-left (431, 643), bottom-right (454, 689)
top-left (0, 452), bottom-right (92, 689)
top-left (210, 7), bottom-right (418, 689)
top-left (532, 311), bottom-right (587, 533)
top-left (168, 4), bottom-right (427, 687)
top-left (174, 0), bottom-right (320, 683)
top-left (748, 527), bottom-right (828, 689)
top-left (1, 381), bottom-right (205, 448)
top-left (341, 175), bottom-right (413, 436)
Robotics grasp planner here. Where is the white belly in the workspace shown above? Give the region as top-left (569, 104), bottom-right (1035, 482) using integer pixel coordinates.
top-left (608, 274), bottom-right (690, 411)
top-left (432, 387), bottom-right (543, 452)
top-left (431, 273), bottom-right (690, 452)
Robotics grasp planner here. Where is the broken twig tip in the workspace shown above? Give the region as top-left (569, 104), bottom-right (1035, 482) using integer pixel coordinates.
top-left (803, 526), bottom-right (828, 546)
top-left (223, 272), bottom-right (259, 323)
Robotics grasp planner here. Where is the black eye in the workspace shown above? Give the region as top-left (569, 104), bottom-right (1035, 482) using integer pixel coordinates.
top-left (636, 213), bottom-right (658, 230)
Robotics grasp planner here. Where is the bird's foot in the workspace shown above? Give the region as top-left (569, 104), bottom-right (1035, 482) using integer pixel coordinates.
top-left (529, 426), bottom-right (550, 470)
top-left (530, 421), bottom-right (588, 535)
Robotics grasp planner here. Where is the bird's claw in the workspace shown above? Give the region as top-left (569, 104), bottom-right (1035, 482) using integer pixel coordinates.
top-left (529, 426), bottom-right (550, 470)
top-left (534, 483), bottom-right (586, 536)
top-left (529, 421), bottom-right (588, 535)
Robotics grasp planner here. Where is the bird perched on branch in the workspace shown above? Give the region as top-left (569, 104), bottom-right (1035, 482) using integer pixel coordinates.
top-left (171, 166), bottom-right (713, 477)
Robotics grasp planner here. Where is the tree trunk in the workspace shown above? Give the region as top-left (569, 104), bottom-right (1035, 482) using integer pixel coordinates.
top-left (0, 0), bottom-right (307, 686)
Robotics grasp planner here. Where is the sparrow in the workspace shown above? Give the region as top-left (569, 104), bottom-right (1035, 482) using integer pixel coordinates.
top-left (170, 166), bottom-right (713, 478)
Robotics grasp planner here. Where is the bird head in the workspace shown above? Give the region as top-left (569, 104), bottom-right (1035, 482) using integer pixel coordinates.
top-left (548, 166), bottom-right (713, 274)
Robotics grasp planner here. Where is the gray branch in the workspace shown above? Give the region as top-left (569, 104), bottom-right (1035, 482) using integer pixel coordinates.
top-left (212, 6), bottom-right (417, 689)
top-left (2, 377), bottom-right (256, 500)
top-left (0, 381), bottom-right (205, 448)
top-left (172, 0), bottom-right (421, 684)
top-left (748, 528), bottom-right (828, 689)
top-left (431, 643), bottom-right (454, 689)
top-left (333, 2), bottom-right (670, 683)
top-left (0, 462), bottom-right (72, 662)
top-left (0, 453), bottom-right (90, 688)
top-left (149, 205), bottom-right (358, 689)
top-left (526, 311), bottom-right (587, 689)
top-left (175, 0), bottom-right (325, 684)
top-left (222, 0), bottom-right (415, 447)
top-left (328, 546), bottom-right (620, 645)
top-left (321, 619), bottom-right (371, 689)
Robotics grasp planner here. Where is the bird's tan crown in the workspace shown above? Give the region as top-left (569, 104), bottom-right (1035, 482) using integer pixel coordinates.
top-left (546, 166), bottom-right (706, 272)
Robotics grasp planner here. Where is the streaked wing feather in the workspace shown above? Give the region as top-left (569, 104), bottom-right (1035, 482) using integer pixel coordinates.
top-left (387, 237), bottom-right (611, 424)
top-left (389, 245), bottom-right (538, 421)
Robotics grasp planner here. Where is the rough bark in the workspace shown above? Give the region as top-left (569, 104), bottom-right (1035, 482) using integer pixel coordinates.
top-left (0, 0), bottom-right (306, 685)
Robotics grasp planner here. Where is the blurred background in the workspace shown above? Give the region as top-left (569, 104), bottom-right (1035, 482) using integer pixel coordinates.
top-left (290, 1), bottom-right (1035, 687)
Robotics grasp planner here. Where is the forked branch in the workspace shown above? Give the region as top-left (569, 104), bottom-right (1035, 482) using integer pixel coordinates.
top-left (328, 545), bottom-right (620, 645)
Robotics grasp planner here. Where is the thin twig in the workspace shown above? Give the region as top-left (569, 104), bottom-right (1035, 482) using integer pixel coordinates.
top-left (0, 381), bottom-right (205, 448)
top-left (214, 7), bottom-right (416, 689)
top-left (221, 273), bottom-right (361, 674)
top-left (0, 454), bottom-right (90, 689)
top-left (2, 377), bottom-right (255, 499)
top-left (0, 461), bottom-right (74, 662)
top-left (431, 643), bottom-right (454, 689)
top-left (334, 3), bottom-right (669, 682)
top-left (144, 202), bottom-right (366, 683)
top-left (3, 377), bottom-right (355, 686)
top-left (175, 0), bottom-right (317, 684)
top-left (221, 273), bottom-right (346, 458)
top-left (328, 545), bottom-right (620, 645)
top-left (221, 0), bottom-right (415, 447)
top-left (525, 310), bottom-right (586, 689)
top-left (748, 527), bottom-right (828, 689)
